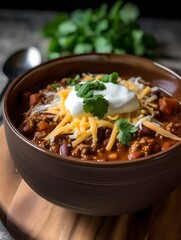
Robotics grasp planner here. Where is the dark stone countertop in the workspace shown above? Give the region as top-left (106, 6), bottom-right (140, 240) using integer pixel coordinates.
top-left (0, 9), bottom-right (181, 240)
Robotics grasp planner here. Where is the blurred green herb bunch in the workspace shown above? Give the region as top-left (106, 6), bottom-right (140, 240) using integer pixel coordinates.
top-left (42, 0), bottom-right (157, 59)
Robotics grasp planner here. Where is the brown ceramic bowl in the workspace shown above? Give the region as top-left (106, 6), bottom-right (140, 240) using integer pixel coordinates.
top-left (3, 53), bottom-right (181, 216)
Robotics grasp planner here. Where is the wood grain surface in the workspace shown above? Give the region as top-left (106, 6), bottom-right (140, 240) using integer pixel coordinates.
top-left (0, 125), bottom-right (181, 240)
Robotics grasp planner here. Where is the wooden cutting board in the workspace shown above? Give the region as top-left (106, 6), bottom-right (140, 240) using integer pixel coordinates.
top-left (0, 125), bottom-right (181, 240)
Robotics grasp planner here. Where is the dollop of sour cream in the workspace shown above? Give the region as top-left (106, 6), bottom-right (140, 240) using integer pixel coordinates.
top-left (65, 82), bottom-right (139, 117)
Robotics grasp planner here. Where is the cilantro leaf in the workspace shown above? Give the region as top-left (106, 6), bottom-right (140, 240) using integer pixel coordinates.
top-left (74, 79), bottom-right (109, 118)
top-left (120, 3), bottom-right (139, 24)
top-left (94, 36), bottom-right (113, 53)
top-left (116, 119), bottom-right (138, 145)
top-left (58, 20), bottom-right (77, 35)
top-left (66, 74), bottom-right (80, 86)
top-left (75, 81), bottom-right (93, 97)
top-left (99, 72), bottom-right (119, 83)
top-left (83, 95), bottom-right (109, 119)
top-left (51, 83), bottom-right (58, 89)
top-left (75, 80), bottom-right (106, 98)
top-left (74, 43), bottom-right (93, 54)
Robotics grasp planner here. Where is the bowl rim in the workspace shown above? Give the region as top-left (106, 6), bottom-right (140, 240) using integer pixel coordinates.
top-left (3, 53), bottom-right (181, 167)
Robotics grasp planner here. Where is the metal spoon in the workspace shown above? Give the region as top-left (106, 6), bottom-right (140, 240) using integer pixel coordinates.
top-left (0, 46), bottom-right (42, 121)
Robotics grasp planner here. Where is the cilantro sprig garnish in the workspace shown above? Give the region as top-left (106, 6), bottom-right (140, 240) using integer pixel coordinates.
top-left (83, 95), bottom-right (109, 119)
top-left (51, 83), bottom-right (58, 89)
top-left (75, 80), bottom-right (106, 98)
top-left (66, 74), bottom-right (80, 86)
top-left (99, 72), bottom-right (119, 83)
top-left (74, 79), bottom-right (108, 118)
top-left (116, 119), bottom-right (138, 145)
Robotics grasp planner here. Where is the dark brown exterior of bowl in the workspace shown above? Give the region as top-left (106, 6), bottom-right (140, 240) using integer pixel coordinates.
top-left (3, 53), bottom-right (181, 216)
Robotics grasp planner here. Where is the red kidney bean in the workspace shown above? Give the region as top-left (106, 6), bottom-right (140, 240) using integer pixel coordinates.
top-left (29, 93), bottom-right (41, 106)
top-left (59, 143), bottom-right (72, 156)
top-left (128, 150), bottom-right (143, 160)
top-left (140, 125), bottom-right (154, 135)
top-left (21, 124), bottom-right (34, 134)
top-left (103, 138), bottom-right (110, 147)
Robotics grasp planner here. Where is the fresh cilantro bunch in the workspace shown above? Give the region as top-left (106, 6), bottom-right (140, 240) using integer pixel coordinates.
top-left (42, 0), bottom-right (157, 59)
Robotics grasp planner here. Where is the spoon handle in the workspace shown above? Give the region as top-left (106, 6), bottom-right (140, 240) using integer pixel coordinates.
top-left (0, 104), bottom-right (3, 124)
top-left (0, 80), bottom-right (10, 101)
top-left (0, 80), bottom-right (10, 123)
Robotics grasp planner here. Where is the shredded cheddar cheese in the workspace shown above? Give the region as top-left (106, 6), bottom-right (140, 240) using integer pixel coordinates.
top-left (44, 111), bottom-right (72, 140)
top-left (88, 117), bottom-right (98, 145)
top-left (105, 123), bottom-right (119, 151)
top-left (138, 86), bottom-right (151, 99)
top-left (72, 131), bottom-right (92, 147)
top-left (143, 121), bottom-right (181, 141)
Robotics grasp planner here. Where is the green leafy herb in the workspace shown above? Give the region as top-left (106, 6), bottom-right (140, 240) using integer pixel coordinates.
top-left (74, 78), bottom-right (108, 118)
top-left (66, 74), bottom-right (80, 86)
top-left (42, 0), bottom-right (157, 59)
top-left (116, 119), bottom-right (138, 145)
top-left (75, 80), bottom-right (106, 98)
top-left (83, 95), bottom-right (109, 119)
top-left (99, 72), bottom-right (119, 83)
top-left (51, 83), bottom-right (58, 89)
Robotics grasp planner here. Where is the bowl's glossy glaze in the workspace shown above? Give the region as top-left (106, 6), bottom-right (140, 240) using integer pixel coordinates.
top-left (3, 53), bottom-right (181, 216)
